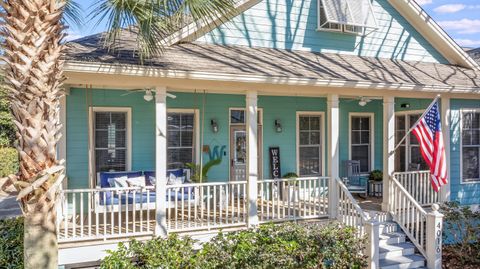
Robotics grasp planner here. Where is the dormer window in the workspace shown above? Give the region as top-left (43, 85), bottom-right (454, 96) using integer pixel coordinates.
top-left (318, 0), bottom-right (377, 35)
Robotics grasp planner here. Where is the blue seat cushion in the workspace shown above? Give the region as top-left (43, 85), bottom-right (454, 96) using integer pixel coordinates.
top-left (99, 190), bottom-right (194, 206)
top-left (99, 171), bottom-right (143, 188)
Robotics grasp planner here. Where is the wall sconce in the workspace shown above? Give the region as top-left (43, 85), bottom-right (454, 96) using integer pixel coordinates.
top-left (143, 90), bottom-right (153, 101)
top-left (401, 103), bottom-right (410, 108)
top-left (211, 119), bottom-right (219, 133)
top-left (274, 119), bottom-right (282, 133)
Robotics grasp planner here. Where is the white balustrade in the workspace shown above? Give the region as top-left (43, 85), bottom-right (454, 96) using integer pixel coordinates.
top-left (389, 175), bottom-right (428, 257)
top-left (393, 171), bottom-right (439, 206)
top-left (257, 177), bottom-right (329, 223)
top-left (335, 177), bottom-right (369, 237)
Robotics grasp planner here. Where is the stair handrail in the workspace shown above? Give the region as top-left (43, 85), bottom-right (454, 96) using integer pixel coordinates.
top-left (335, 177), bottom-right (370, 234)
top-left (389, 174), bottom-right (427, 257)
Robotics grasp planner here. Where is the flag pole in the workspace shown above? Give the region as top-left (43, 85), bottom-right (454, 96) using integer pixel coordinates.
top-left (389, 94), bottom-right (441, 156)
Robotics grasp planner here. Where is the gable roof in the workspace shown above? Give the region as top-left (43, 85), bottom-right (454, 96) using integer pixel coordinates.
top-left (468, 48), bottom-right (480, 64)
top-left (65, 31), bottom-right (480, 93)
top-left (166, 0), bottom-right (479, 70)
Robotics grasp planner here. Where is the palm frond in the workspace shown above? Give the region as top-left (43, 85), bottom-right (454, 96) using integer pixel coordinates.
top-left (89, 0), bottom-right (237, 61)
top-left (62, 0), bottom-right (84, 27)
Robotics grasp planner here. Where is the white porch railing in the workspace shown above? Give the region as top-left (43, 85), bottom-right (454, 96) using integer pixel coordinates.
top-left (389, 175), bottom-right (428, 257)
top-left (165, 181), bottom-right (247, 232)
top-left (57, 186), bottom-right (156, 243)
top-left (334, 177), bottom-right (369, 237)
top-left (57, 177), bottom-right (329, 242)
top-left (257, 177), bottom-right (329, 223)
top-left (393, 171), bottom-right (439, 206)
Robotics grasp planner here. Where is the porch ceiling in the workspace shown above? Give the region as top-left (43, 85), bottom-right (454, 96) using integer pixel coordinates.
top-left (65, 31), bottom-right (480, 93)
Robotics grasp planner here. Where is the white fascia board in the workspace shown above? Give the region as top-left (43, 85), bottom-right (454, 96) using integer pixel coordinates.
top-left (65, 61), bottom-right (480, 94)
top-left (389, 0), bottom-right (480, 70)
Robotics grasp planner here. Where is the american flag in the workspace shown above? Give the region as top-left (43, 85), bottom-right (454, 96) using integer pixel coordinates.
top-left (412, 101), bottom-right (447, 192)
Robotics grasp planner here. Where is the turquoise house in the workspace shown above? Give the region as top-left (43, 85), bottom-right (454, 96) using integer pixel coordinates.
top-left (58, 0), bottom-right (480, 267)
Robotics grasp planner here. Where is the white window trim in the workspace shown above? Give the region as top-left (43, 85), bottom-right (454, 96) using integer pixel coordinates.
top-left (296, 111), bottom-right (326, 177)
top-left (88, 107), bottom-right (132, 187)
top-left (167, 108), bottom-right (201, 166)
top-left (348, 112), bottom-right (374, 174)
top-left (460, 108), bottom-right (480, 184)
top-left (394, 110), bottom-right (424, 172)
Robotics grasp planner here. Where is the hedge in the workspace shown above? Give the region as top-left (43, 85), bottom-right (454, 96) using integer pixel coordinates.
top-left (0, 147), bottom-right (18, 177)
top-left (100, 222), bottom-right (366, 269)
top-left (0, 217), bottom-right (24, 269)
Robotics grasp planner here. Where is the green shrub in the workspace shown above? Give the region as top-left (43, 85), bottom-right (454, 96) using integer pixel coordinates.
top-left (101, 234), bottom-right (197, 269)
top-left (0, 217), bottom-right (24, 269)
top-left (369, 170), bottom-right (383, 181)
top-left (0, 85), bottom-right (15, 147)
top-left (0, 147), bottom-right (19, 177)
top-left (440, 202), bottom-right (480, 267)
top-left (101, 223), bottom-right (366, 269)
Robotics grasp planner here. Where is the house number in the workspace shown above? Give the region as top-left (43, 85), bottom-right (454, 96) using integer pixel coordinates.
top-left (435, 222), bottom-right (442, 253)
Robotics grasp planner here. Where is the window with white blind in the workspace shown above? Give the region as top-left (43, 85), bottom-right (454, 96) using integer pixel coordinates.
top-left (394, 113), bottom-right (428, 172)
top-left (167, 111), bottom-right (196, 169)
top-left (93, 108), bottom-right (131, 173)
top-left (297, 113), bottom-right (323, 176)
top-left (350, 114), bottom-right (372, 173)
top-left (317, 0), bottom-right (377, 35)
top-left (461, 110), bottom-right (480, 183)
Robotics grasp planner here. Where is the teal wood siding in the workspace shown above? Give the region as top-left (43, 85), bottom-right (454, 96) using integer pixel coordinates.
top-left (450, 99), bottom-right (480, 205)
top-left (395, 98), bottom-right (433, 112)
top-left (197, 0), bottom-right (447, 63)
top-left (339, 99), bottom-right (383, 176)
top-left (258, 96), bottom-right (327, 178)
top-left (66, 88), bottom-right (156, 189)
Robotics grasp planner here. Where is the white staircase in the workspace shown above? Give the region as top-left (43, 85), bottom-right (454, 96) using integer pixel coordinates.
top-left (378, 220), bottom-right (426, 269)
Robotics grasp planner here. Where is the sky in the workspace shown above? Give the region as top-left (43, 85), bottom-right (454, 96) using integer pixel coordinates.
top-left (69, 0), bottom-right (480, 49)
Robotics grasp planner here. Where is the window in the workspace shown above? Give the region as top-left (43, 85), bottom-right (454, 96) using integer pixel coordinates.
top-left (350, 115), bottom-right (372, 173)
top-left (394, 113), bottom-right (428, 172)
top-left (167, 112), bottom-right (196, 169)
top-left (229, 109), bottom-right (262, 125)
top-left (93, 108), bottom-right (131, 173)
top-left (298, 114), bottom-right (323, 176)
top-left (317, 0), bottom-right (377, 35)
top-left (461, 111), bottom-right (480, 183)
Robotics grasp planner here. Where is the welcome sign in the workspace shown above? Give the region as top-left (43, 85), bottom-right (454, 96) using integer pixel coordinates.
top-left (269, 147), bottom-right (281, 179)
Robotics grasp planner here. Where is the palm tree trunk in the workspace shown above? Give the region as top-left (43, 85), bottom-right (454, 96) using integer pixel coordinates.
top-left (1, 1), bottom-right (67, 268)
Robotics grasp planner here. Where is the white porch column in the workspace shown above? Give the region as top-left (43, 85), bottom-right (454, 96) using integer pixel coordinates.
top-left (155, 86), bottom-right (168, 237)
top-left (426, 204), bottom-right (443, 269)
top-left (440, 97), bottom-right (451, 202)
top-left (382, 96), bottom-right (395, 212)
top-left (58, 94), bottom-right (67, 189)
top-left (246, 90), bottom-right (259, 227)
top-left (327, 94), bottom-right (339, 219)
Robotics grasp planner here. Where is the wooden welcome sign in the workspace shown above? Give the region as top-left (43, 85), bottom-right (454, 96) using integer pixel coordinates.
top-left (269, 147), bottom-right (281, 179)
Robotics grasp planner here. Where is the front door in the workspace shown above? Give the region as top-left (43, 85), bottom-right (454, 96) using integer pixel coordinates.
top-left (230, 126), bottom-right (263, 181)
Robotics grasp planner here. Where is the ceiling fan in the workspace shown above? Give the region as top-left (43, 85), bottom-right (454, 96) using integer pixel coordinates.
top-left (120, 88), bottom-right (177, 101)
top-left (345, 96), bottom-right (382, 106)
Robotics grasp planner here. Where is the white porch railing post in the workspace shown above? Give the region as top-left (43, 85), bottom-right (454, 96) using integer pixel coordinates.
top-left (246, 90), bottom-right (259, 227)
top-left (155, 86), bottom-right (168, 237)
top-left (440, 97), bottom-right (450, 202)
top-left (382, 96), bottom-right (395, 212)
top-left (327, 94), bottom-right (340, 219)
top-left (365, 214), bottom-right (380, 269)
top-left (426, 204), bottom-right (443, 269)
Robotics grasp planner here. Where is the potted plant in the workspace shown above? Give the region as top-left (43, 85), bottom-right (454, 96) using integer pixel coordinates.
top-left (282, 172), bottom-right (299, 202)
top-left (369, 170), bottom-right (383, 181)
top-left (368, 170), bottom-right (383, 197)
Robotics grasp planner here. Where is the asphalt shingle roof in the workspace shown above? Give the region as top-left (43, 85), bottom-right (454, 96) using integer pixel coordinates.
top-left (467, 48), bottom-right (480, 64)
top-left (66, 31), bottom-right (480, 90)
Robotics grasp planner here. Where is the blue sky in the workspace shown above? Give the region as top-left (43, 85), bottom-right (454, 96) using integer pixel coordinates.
top-left (69, 0), bottom-right (480, 48)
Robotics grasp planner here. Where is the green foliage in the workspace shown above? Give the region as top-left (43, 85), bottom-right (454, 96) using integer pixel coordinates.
top-left (101, 234), bottom-right (196, 269)
top-left (368, 170), bottom-right (383, 182)
top-left (282, 172), bottom-right (299, 178)
top-left (440, 201), bottom-right (480, 266)
top-left (101, 223), bottom-right (366, 269)
top-left (0, 147), bottom-right (19, 177)
top-left (185, 158), bottom-right (221, 183)
top-left (0, 84), bottom-right (15, 147)
top-left (0, 217), bottom-right (24, 269)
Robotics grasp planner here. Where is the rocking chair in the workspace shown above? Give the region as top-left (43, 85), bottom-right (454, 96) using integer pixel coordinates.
top-left (341, 160), bottom-right (368, 196)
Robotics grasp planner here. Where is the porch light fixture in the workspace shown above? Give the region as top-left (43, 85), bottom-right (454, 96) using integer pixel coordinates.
top-left (211, 119), bottom-right (219, 133)
top-left (275, 119), bottom-right (282, 133)
top-left (143, 90), bottom-right (153, 102)
top-left (359, 97), bottom-right (368, 107)
top-left (401, 103), bottom-right (410, 108)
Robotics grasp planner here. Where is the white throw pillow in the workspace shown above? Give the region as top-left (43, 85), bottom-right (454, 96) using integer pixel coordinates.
top-left (127, 176), bottom-right (146, 187)
top-left (167, 174), bottom-right (185, 185)
top-left (108, 176), bottom-right (128, 188)
top-left (149, 176), bottom-right (156, 185)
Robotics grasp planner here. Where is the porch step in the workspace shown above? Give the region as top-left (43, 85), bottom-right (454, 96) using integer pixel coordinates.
top-left (379, 254), bottom-right (425, 269)
top-left (379, 221), bottom-right (399, 234)
top-left (379, 242), bottom-right (416, 259)
top-left (379, 232), bottom-right (406, 245)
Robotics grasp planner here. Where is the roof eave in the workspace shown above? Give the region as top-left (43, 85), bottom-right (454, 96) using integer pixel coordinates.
top-left (63, 60), bottom-right (480, 94)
